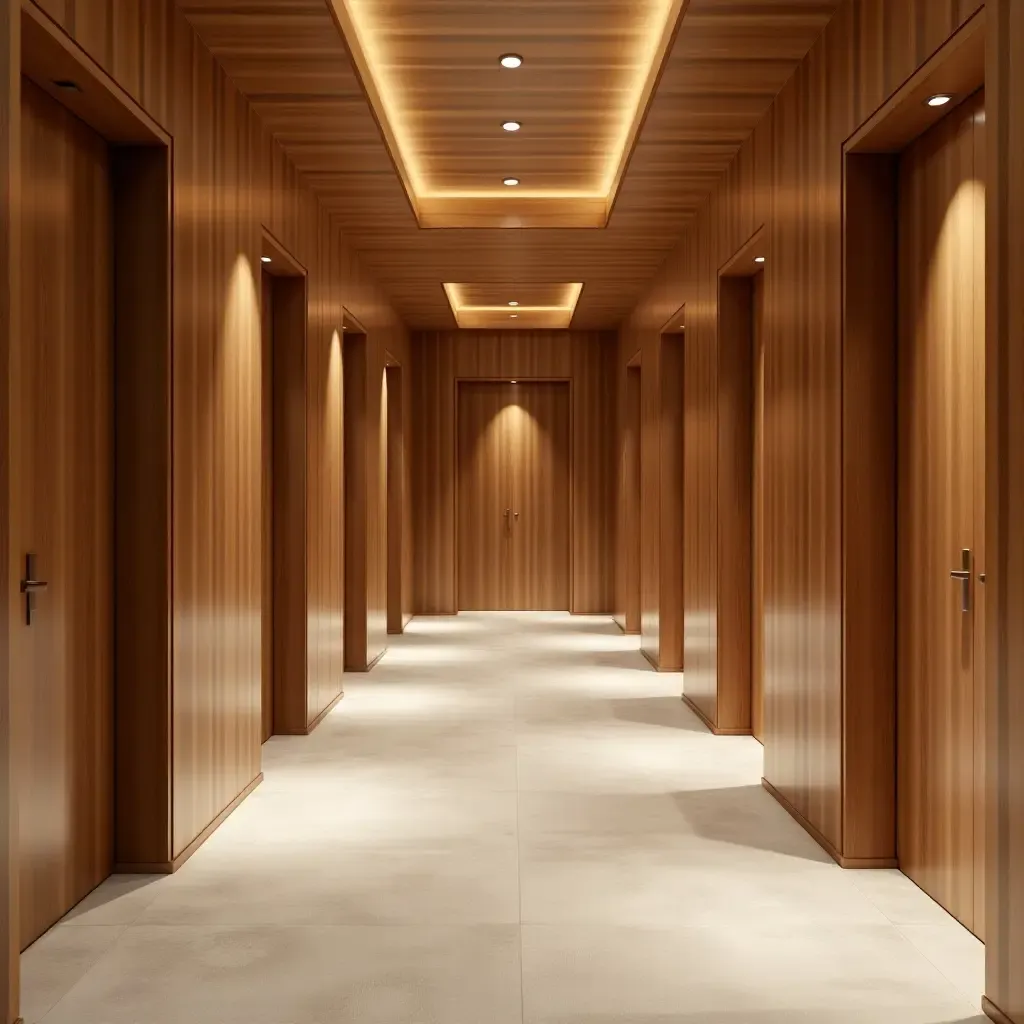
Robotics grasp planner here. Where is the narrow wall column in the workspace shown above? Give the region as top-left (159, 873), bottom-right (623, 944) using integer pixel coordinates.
top-left (0, 2), bottom-right (17, 1018)
top-left (985, 2), bottom-right (1024, 1019)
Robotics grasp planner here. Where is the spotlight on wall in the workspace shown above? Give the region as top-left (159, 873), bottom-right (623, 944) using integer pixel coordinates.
top-left (927, 94), bottom-right (953, 107)
top-left (499, 54), bottom-right (523, 69)
top-left (261, 256), bottom-right (272, 264)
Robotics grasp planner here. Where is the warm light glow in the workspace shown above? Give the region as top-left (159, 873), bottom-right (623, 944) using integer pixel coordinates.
top-left (444, 282), bottom-right (584, 328)
top-left (503, 178), bottom-right (520, 186)
top-left (261, 256), bottom-right (272, 264)
top-left (328, 0), bottom-right (685, 226)
top-left (928, 94), bottom-right (953, 107)
top-left (510, 380), bottom-right (517, 384)
top-left (754, 256), bottom-right (766, 264)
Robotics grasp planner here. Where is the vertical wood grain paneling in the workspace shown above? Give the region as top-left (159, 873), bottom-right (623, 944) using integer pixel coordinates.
top-left (413, 331), bottom-right (615, 616)
top-left (17, 0), bottom-right (408, 865)
top-left (658, 334), bottom-right (685, 671)
top-left (260, 272), bottom-right (274, 741)
top-left (457, 383), bottom-right (512, 610)
top-left (615, 363), bottom-right (641, 633)
top-left (897, 92), bottom-right (986, 935)
top-left (15, 79), bottom-right (113, 949)
top-left (751, 270), bottom-right (765, 742)
top-left (0, 0), bottom-right (14, 1006)
top-left (986, 0), bottom-right (1024, 1017)
top-left (618, 0), bottom-right (984, 860)
top-left (509, 383), bottom-right (571, 611)
top-left (270, 274), bottom-right (307, 734)
top-left (386, 364), bottom-right (406, 634)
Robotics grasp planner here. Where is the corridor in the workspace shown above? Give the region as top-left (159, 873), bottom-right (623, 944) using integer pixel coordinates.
top-left (21, 614), bottom-right (984, 1023)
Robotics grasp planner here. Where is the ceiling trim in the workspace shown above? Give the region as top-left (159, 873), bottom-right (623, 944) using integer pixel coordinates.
top-left (444, 282), bottom-right (584, 329)
top-left (326, 0), bottom-right (689, 229)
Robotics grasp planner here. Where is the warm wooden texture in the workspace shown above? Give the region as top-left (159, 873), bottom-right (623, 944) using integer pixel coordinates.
top-left (457, 383), bottom-right (513, 609)
top-left (715, 276), bottom-right (753, 730)
top-left (386, 363), bottom-right (407, 634)
top-left (841, 151), bottom-right (897, 863)
top-left (269, 273), bottom-right (310, 734)
top-left (615, 364), bottom-right (642, 633)
top-left (0, 0), bottom-right (16, 1015)
top-left (18, 0), bottom-right (408, 866)
top-left (751, 269), bottom-right (765, 742)
top-left (987, 4), bottom-right (1024, 1016)
top-left (508, 383), bottom-right (571, 611)
top-left (897, 91), bottom-right (986, 938)
top-left (111, 143), bottom-right (173, 867)
top-left (177, 0), bottom-right (840, 328)
top-left (414, 331), bottom-right (614, 615)
top-left (15, 80), bottom-right (113, 948)
top-left (618, 0), bottom-right (985, 858)
top-left (344, 330), bottom-right (393, 670)
top-left (260, 272), bottom-right (274, 741)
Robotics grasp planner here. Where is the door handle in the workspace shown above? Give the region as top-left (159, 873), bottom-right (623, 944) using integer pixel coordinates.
top-left (19, 553), bottom-right (48, 625)
top-left (949, 548), bottom-right (971, 613)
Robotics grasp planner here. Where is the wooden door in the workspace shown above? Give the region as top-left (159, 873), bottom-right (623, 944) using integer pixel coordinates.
top-left (458, 383), bottom-right (513, 609)
top-left (14, 80), bottom-right (114, 949)
top-left (508, 382), bottom-right (571, 611)
top-left (751, 270), bottom-right (765, 742)
top-left (897, 90), bottom-right (985, 937)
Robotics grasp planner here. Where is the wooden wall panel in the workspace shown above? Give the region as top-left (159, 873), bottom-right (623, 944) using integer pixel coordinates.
top-left (615, 363), bottom-right (642, 633)
top-left (15, 78), bottom-right (114, 950)
top-left (617, 0), bottom-right (984, 856)
top-left (986, 0), bottom-right (1024, 1018)
top-left (0, 0), bottom-right (14, 1009)
top-left (413, 330), bottom-right (615, 616)
top-left (16, 0), bottom-right (408, 864)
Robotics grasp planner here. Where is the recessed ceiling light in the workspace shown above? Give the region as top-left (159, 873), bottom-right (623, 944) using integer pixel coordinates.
top-left (53, 79), bottom-right (81, 92)
top-left (927, 94), bottom-right (952, 107)
top-left (510, 314), bottom-right (518, 318)
top-left (502, 121), bottom-right (521, 132)
top-left (511, 380), bottom-right (518, 383)
top-left (499, 54), bottom-right (522, 69)
top-left (508, 301), bottom-right (519, 306)
top-left (754, 256), bottom-right (766, 264)
top-left (261, 256), bottom-right (272, 264)
top-left (503, 177), bottom-right (520, 186)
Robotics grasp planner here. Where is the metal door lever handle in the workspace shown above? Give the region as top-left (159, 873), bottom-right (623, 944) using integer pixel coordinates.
top-left (20, 554), bottom-right (48, 625)
top-left (950, 549), bottom-right (971, 613)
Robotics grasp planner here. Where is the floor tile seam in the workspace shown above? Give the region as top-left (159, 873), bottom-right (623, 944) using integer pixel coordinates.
top-left (893, 922), bottom-right (985, 1009)
top-left (33, 924), bottom-right (135, 1024)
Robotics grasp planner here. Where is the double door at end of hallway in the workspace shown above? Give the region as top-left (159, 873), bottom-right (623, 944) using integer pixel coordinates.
top-left (457, 381), bottom-right (570, 610)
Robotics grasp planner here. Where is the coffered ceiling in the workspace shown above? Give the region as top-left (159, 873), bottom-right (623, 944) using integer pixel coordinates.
top-left (180, 0), bottom-right (842, 329)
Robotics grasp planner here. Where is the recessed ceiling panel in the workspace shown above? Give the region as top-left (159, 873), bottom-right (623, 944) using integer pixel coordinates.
top-left (330, 0), bottom-right (686, 226)
top-left (445, 282), bottom-right (583, 328)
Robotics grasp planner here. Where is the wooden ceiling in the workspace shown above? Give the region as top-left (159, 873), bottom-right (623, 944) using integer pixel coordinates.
top-left (179, 0), bottom-right (842, 329)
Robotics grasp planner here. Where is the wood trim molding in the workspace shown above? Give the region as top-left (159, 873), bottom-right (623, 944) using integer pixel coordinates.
top-left (21, 0), bottom-right (169, 143)
top-left (117, 775), bottom-right (263, 875)
top-left (682, 693), bottom-right (752, 736)
top-left (982, 996), bottom-right (1016, 1024)
top-left (762, 778), bottom-right (898, 869)
top-left (305, 689), bottom-right (344, 734)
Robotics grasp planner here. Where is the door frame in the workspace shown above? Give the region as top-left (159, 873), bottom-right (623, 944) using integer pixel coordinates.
top-left (260, 229), bottom-right (309, 737)
top-left (453, 377), bottom-right (574, 612)
top-left (836, 10), bottom-right (985, 869)
top-left (7, 0), bottom-right (175, 1010)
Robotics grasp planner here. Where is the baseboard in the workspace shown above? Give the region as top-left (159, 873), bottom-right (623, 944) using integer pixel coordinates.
top-left (761, 777), bottom-right (845, 866)
top-left (837, 853), bottom-right (899, 868)
top-left (306, 689), bottom-right (344, 733)
top-left (169, 774), bottom-right (262, 872)
top-left (984, 996), bottom-right (1018, 1024)
top-left (114, 858), bottom-right (174, 874)
top-left (640, 647), bottom-right (659, 670)
top-left (680, 692), bottom-right (752, 736)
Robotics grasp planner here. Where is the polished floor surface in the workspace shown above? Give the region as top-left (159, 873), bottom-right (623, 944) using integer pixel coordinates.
top-left (22, 613), bottom-right (985, 1023)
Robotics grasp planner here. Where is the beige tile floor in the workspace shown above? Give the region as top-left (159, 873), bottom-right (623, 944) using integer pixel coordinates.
top-left (21, 612), bottom-right (986, 1023)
